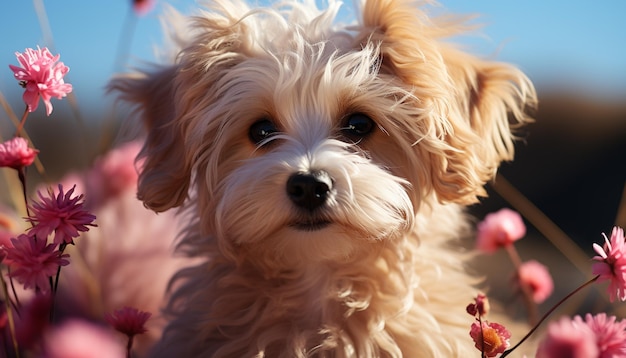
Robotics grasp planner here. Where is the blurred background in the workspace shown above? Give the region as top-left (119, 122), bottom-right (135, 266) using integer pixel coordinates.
top-left (0, 0), bottom-right (625, 324)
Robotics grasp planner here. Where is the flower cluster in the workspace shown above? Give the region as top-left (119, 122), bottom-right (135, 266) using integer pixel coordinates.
top-left (1, 45), bottom-right (151, 358)
top-left (1, 184), bottom-right (96, 291)
top-left (536, 313), bottom-right (626, 357)
top-left (475, 208), bottom-right (554, 319)
top-left (467, 294), bottom-right (511, 357)
top-left (472, 208), bottom-right (626, 357)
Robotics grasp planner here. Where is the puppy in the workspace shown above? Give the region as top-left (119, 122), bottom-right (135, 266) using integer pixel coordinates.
top-left (111, 0), bottom-right (536, 356)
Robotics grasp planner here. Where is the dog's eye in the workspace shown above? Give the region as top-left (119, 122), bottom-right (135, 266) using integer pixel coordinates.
top-left (249, 119), bottom-right (278, 145)
top-left (342, 113), bottom-right (375, 140)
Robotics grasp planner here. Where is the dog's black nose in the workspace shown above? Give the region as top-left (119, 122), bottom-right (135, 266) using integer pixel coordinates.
top-left (286, 171), bottom-right (332, 210)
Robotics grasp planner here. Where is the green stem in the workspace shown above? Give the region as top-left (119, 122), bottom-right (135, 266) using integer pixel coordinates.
top-left (500, 275), bottom-right (600, 357)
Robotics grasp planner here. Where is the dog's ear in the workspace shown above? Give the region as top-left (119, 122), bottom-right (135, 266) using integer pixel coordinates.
top-left (109, 4), bottom-right (251, 212)
top-left (109, 66), bottom-right (191, 212)
top-left (437, 50), bottom-right (536, 204)
top-left (362, 0), bottom-right (536, 204)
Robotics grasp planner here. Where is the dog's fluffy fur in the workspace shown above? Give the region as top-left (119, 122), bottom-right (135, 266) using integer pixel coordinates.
top-left (111, 0), bottom-right (536, 356)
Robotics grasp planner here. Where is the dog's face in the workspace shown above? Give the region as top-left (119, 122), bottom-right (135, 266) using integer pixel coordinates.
top-left (111, 0), bottom-right (535, 266)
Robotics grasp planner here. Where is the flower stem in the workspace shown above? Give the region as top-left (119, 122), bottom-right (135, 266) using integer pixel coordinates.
top-left (478, 315), bottom-right (486, 358)
top-left (126, 335), bottom-right (134, 358)
top-left (505, 244), bottom-right (539, 326)
top-left (17, 168), bottom-right (31, 218)
top-left (500, 275), bottom-right (600, 357)
top-left (14, 106), bottom-right (29, 138)
top-left (48, 263), bottom-right (63, 323)
top-left (7, 267), bottom-right (21, 311)
top-left (0, 271), bottom-right (20, 358)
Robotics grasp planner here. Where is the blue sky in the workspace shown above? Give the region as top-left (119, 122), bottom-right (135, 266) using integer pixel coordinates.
top-left (1, 0), bottom-right (625, 115)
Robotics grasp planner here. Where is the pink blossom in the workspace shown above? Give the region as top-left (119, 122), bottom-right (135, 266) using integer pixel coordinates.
top-left (469, 321), bottom-right (511, 357)
top-left (84, 141), bottom-right (143, 207)
top-left (516, 260), bottom-right (554, 304)
top-left (3, 234), bottom-right (69, 292)
top-left (592, 226), bottom-right (626, 302)
top-left (105, 306), bottom-right (151, 337)
top-left (476, 208), bottom-right (526, 253)
top-left (575, 313), bottom-right (626, 357)
top-left (43, 319), bottom-right (125, 358)
top-left (0, 137), bottom-right (38, 170)
top-left (27, 184), bottom-right (97, 246)
top-left (536, 316), bottom-right (599, 358)
top-left (9, 47), bottom-right (72, 116)
top-left (132, 0), bottom-right (156, 16)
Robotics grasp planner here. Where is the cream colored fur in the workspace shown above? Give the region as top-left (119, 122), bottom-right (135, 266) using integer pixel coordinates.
top-left (110, 0), bottom-right (536, 356)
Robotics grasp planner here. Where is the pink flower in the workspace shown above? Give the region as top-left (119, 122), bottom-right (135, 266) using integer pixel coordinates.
top-left (476, 208), bottom-right (526, 253)
top-left (27, 184), bottom-right (97, 246)
top-left (536, 316), bottom-right (599, 358)
top-left (469, 321), bottom-right (511, 357)
top-left (3, 234), bottom-right (69, 292)
top-left (132, 0), bottom-right (156, 16)
top-left (0, 137), bottom-right (38, 170)
top-left (43, 319), bottom-right (125, 358)
top-left (516, 260), bottom-right (554, 304)
top-left (84, 141), bottom-right (143, 207)
top-left (9, 47), bottom-right (72, 116)
top-left (592, 226), bottom-right (626, 302)
top-left (105, 306), bottom-right (151, 337)
top-left (575, 313), bottom-right (626, 357)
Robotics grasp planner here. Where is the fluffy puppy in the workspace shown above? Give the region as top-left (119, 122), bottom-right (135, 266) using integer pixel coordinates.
top-left (111, 0), bottom-right (536, 356)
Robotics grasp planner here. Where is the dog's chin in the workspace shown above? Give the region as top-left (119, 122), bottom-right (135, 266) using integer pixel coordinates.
top-left (263, 223), bottom-right (361, 264)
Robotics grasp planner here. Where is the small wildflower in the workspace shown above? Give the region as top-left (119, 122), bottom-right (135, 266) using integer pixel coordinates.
top-left (469, 321), bottom-right (511, 357)
top-left (574, 313), bottom-right (626, 357)
top-left (466, 293), bottom-right (490, 317)
top-left (0, 137), bottom-right (38, 170)
top-left (476, 208), bottom-right (526, 253)
top-left (84, 141), bottom-right (143, 207)
top-left (132, 0), bottom-right (156, 16)
top-left (9, 47), bottom-right (72, 116)
top-left (536, 316), bottom-right (599, 358)
top-left (592, 226), bottom-right (626, 302)
top-left (516, 260), bottom-right (554, 304)
top-left (3, 234), bottom-right (69, 292)
top-left (27, 184), bottom-right (96, 246)
top-left (105, 306), bottom-right (151, 337)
